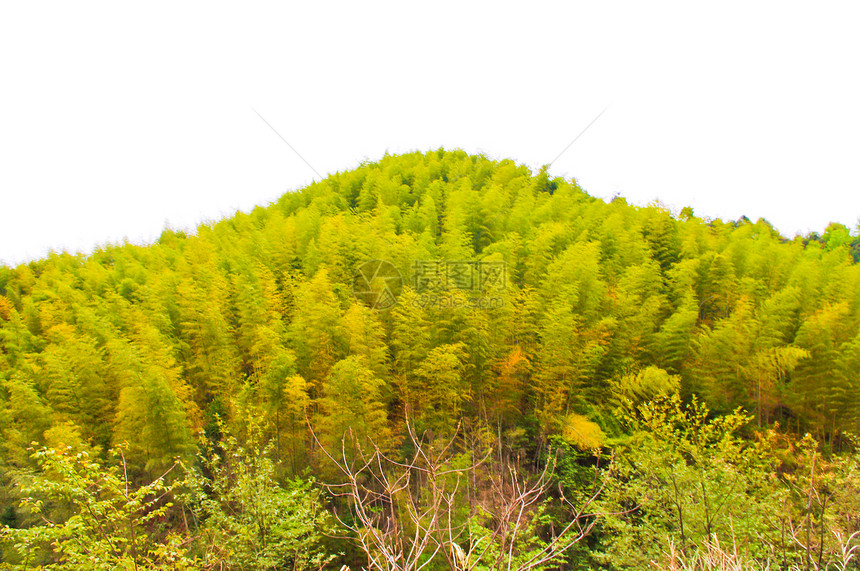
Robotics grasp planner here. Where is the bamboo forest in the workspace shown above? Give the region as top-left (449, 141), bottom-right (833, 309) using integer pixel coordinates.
top-left (1, 149), bottom-right (859, 570)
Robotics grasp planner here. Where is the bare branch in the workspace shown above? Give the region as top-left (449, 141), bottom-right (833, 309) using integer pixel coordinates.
top-left (312, 418), bottom-right (613, 571)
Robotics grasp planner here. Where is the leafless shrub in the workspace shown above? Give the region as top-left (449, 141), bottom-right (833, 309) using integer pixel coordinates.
top-left (312, 420), bottom-right (615, 571)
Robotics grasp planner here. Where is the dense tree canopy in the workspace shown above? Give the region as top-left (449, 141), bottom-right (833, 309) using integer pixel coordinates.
top-left (1, 149), bottom-right (859, 569)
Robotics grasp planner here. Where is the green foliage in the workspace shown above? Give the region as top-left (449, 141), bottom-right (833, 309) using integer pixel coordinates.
top-left (609, 366), bottom-right (680, 412)
top-left (595, 395), bottom-right (784, 569)
top-left (412, 342), bottom-right (469, 433)
top-left (288, 269), bottom-right (345, 386)
top-left (0, 446), bottom-right (189, 570)
top-left (316, 355), bottom-right (392, 457)
top-left (180, 427), bottom-right (334, 571)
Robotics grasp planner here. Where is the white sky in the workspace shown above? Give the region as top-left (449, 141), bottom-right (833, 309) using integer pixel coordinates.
top-left (1, 1), bottom-right (859, 266)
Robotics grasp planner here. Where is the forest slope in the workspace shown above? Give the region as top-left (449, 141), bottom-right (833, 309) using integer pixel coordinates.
top-left (1, 149), bottom-right (859, 569)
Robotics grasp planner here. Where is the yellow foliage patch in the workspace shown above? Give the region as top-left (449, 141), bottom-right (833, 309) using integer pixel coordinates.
top-left (561, 413), bottom-right (605, 451)
top-left (0, 295), bottom-right (12, 321)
